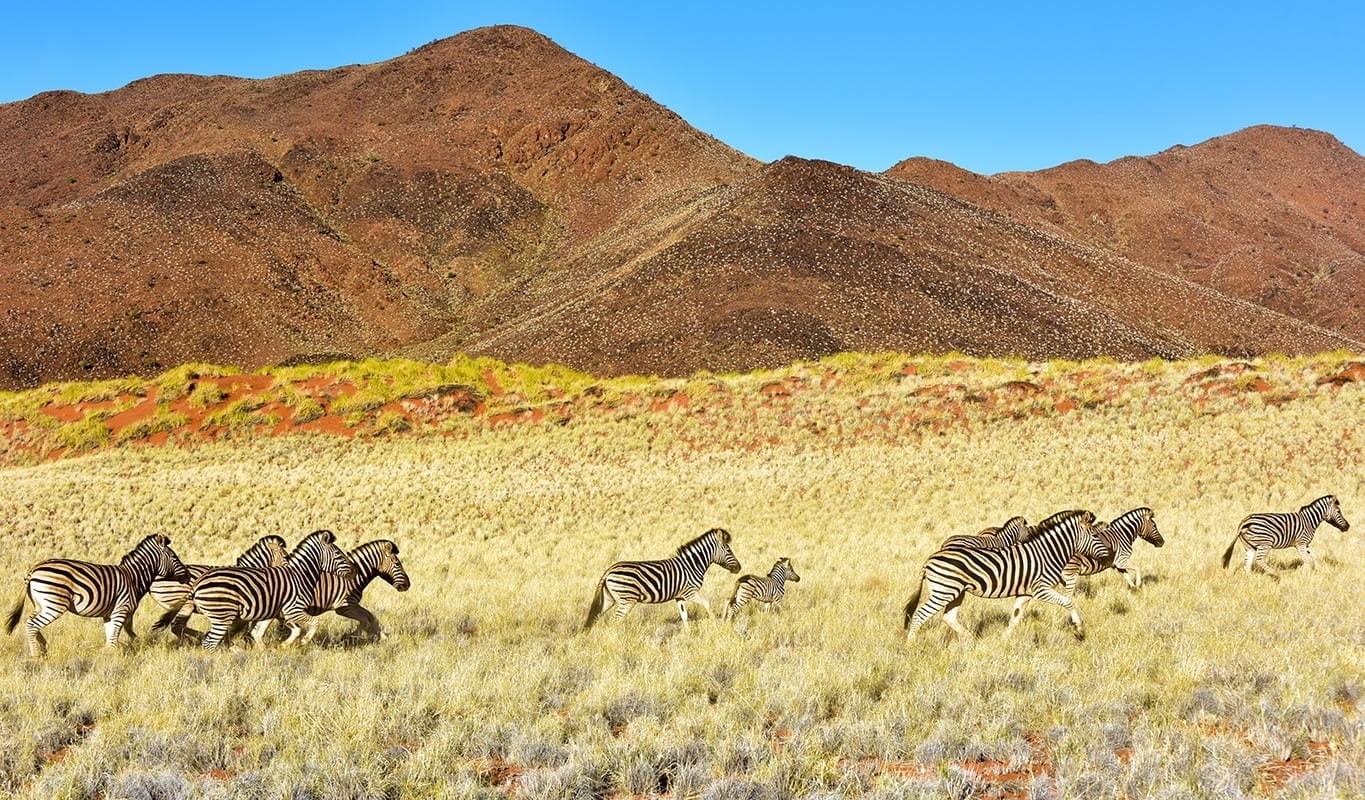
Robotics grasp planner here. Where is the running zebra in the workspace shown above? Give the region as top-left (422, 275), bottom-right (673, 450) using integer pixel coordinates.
top-left (724, 557), bottom-right (801, 619)
top-left (584, 528), bottom-right (741, 629)
top-left (903, 510), bottom-right (1107, 640)
top-left (1061, 507), bottom-right (1163, 591)
top-left (5, 535), bottom-right (190, 657)
top-left (1222, 495), bottom-right (1350, 579)
top-left (155, 530), bottom-right (353, 651)
top-left (266, 540), bottom-right (410, 643)
top-left (149, 534), bottom-right (291, 643)
top-left (938, 516), bottom-right (1030, 550)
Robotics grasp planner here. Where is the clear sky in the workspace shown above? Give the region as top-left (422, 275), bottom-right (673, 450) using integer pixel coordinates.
top-left (2, 1), bottom-right (1361, 175)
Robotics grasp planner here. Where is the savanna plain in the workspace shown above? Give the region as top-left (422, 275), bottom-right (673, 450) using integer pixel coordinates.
top-left (0, 353), bottom-right (1361, 799)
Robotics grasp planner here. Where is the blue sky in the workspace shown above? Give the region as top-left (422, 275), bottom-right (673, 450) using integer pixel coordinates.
top-left (2, 1), bottom-right (1361, 175)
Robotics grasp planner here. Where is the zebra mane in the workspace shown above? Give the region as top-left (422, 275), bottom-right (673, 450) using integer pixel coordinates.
top-left (1304, 495), bottom-right (1337, 513)
top-left (120, 534), bottom-right (170, 566)
top-left (679, 528), bottom-right (728, 555)
top-left (237, 535), bottom-right (289, 567)
top-left (289, 530), bottom-right (337, 562)
top-left (1022, 510), bottom-right (1095, 543)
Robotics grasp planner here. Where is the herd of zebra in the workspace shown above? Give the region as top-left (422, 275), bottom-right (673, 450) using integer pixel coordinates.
top-left (581, 494), bottom-right (1351, 639)
top-left (1, 494), bottom-right (1350, 657)
top-left (4, 530), bottom-right (409, 657)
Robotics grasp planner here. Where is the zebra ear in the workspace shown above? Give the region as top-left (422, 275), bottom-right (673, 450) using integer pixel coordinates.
top-left (318, 530), bottom-right (335, 543)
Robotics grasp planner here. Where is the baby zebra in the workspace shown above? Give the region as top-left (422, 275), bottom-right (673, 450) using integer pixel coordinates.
top-left (724, 557), bottom-right (801, 619)
top-left (584, 528), bottom-right (741, 629)
top-left (1222, 495), bottom-right (1350, 579)
top-left (148, 535), bottom-right (291, 643)
top-left (155, 530), bottom-right (353, 651)
top-left (938, 516), bottom-right (1030, 550)
top-left (904, 510), bottom-right (1108, 641)
top-left (6, 535), bottom-right (189, 657)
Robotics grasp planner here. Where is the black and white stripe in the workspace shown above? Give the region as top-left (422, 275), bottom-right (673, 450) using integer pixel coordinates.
top-left (6, 535), bottom-right (189, 657)
top-left (724, 557), bottom-right (801, 619)
top-left (903, 510), bottom-right (1108, 640)
top-left (1062, 507), bottom-right (1163, 591)
top-left (1222, 495), bottom-right (1350, 578)
top-left (156, 530), bottom-right (353, 651)
top-left (938, 516), bottom-right (1030, 550)
top-left (584, 528), bottom-right (741, 628)
top-left (293, 539), bottom-right (410, 643)
top-left (148, 535), bottom-right (291, 614)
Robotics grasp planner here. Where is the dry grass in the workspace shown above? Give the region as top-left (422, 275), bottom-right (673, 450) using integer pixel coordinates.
top-left (0, 353), bottom-right (1361, 798)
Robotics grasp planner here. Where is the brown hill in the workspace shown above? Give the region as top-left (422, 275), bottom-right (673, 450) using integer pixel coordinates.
top-left (888, 126), bottom-right (1365, 340)
top-left (1, 27), bottom-right (1361, 391)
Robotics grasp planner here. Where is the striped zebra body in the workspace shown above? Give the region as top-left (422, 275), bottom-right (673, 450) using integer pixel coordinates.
top-left (5, 535), bottom-right (189, 657)
top-left (279, 540), bottom-right (410, 643)
top-left (1222, 495), bottom-right (1350, 579)
top-left (150, 535), bottom-right (291, 643)
top-left (1062, 507), bottom-right (1163, 591)
top-left (584, 528), bottom-right (741, 629)
top-left (903, 510), bottom-right (1107, 640)
top-left (158, 530), bottom-right (353, 651)
top-left (725, 558), bottom-right (800, 619)
top-left (939, 516), bottom-right (1030, 550)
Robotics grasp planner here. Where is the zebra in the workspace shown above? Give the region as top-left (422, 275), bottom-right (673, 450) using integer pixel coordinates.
top-left (938, 516), bottom-right (1030, 550)
top-left (903, 510), bottom-right (1108, 641)
top-left (148, 534), bottom-right (291, 643)
top-left (5, 534), bottom-right (190, 657)
top-left (260, 540), bottom-right (410, 644)
top-left (1221, 495), bottom-right (1350, 579)
top-left (1061, 507), bottom-right (1164, 591)
top-left (584, 528), bottom-right (741, 629)
top-left (724, 557), bottom-right (801, 619)
top-left (154, 529), bottom-right (353, 651)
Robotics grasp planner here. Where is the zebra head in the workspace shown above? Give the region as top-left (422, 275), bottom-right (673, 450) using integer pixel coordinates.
top-left (703, 528), bottom-right (742, 573)
top-left (1075, 516), bottom-right (1111, 562)
top-left (292, 530), bottom-right (356, 577)
top-left (1313, 495), bottom-right (1351, 532)
top-left (775, 557), bottom-right (800, 583)
top-left (126, 534), bottom-right (191, 583)
top-left (996, 516), bottom-right (1030, 545)
top-left (1134, 508), bottom-right (1164, 547)
top-left (357, 540), bottom-right (411, 592)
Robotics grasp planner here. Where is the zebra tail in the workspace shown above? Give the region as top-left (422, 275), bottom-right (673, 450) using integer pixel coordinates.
top-left (4, 590), bottom-right (26, 635)
top-left (902, 585), bottom-right (923, 631)
top-left (1220, 535), bottom-right (1240, 569)
top-left (583, 582), bottom-right (607, 630)
top-left (150, 602), bottom-right (184, 633)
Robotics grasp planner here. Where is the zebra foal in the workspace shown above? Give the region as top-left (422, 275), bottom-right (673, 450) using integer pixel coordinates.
top-left (155, 530), bottom-right (353, 651)
top-left (1063, 507), bottom-right (1163, 591)
top-left (5, 534), bottom-right (190, 657)
top-left (1222, 495), bottom-right (1350, 579)
top-left (584, 528), bottom-right (741, 629)
top-left (724, 557), bottom-right (800, 619)
top-left (903, 510), bottom-right (1108, 641)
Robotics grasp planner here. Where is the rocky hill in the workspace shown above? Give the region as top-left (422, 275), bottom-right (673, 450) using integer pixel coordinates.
top-left (1, 26), bottom-right (1360, 390)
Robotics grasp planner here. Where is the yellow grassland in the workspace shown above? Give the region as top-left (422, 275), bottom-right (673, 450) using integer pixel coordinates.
top-left (0, 353), bottom-right (1361, 798)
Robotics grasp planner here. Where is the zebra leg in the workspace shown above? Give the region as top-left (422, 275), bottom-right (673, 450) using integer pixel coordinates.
top-left (940, 595), bottom-right (973, 639)
top-left (1121, 568), bottom-right (1143, 589)
top-left (1004, 596), bottom-right (1033, 637)
top-left (1296, 544), bottom-right (1316, 570)
top-left (336, 605), bottom-right (382, 641)
top-left (103, 603), bottom-right (132, 648)
top-left (905, 585), bottom-right (957, 639)
top-left (1254, 547), bottom-right (1279, 581)
top-left (1031, 586), bottom-right (1085, 640)
top-left (201, 615), bottom-right (237, 652)
top-left (676, 600), bottom-right (690, 625)
top-left (24, 593), bottom-right (68, 658)
top-left (611, 602), bottom-right (635, 623)
top-left (249, 620), bottom-right (275, 648)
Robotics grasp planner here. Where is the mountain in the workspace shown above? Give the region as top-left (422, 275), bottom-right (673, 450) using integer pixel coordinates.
top-left (887, 125), bottom-right (1365, 341)
top-left (0, 26), bottom-right (1360, 390)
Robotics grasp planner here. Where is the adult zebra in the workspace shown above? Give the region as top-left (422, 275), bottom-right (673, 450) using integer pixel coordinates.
top-left (938, 516), bottom-right (1030, 550)
top-left (5, 534), bottom-right (190, 657)
top-left (148, 534), bottom-right (291, 643)
top-left (584, 528), bottom-right (741, 629)
top-left (903, 510), bottom-right (1108, 640)
top-left (155, 530), bottom-right (353, 651)
top-left (1222, 495), bottom-right (1350, 579)
top-left (724, 557), bottom-right (801, 619)
top-left (1063, 507), bottom-right (1164, 590)
top-left (263, 540), bottom-right (410, 644)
